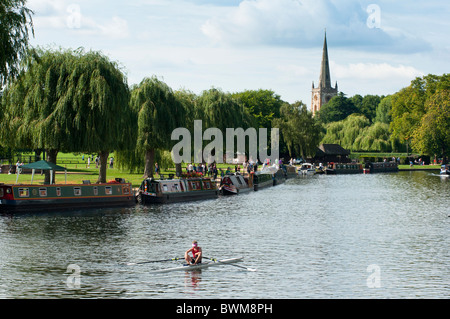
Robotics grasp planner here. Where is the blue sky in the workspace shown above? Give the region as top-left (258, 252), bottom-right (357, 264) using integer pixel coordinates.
top-left (27, 0), bottom-right (450, 107)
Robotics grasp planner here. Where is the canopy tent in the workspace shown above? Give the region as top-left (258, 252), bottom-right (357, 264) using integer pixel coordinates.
top-left (16, 160), bottom-right (67, 184)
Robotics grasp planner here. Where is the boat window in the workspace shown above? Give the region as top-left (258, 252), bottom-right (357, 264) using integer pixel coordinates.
top-left (191, 182), bottom-right (196, 190)
top-left (123, 186), bottom-right (130, 195)
top-left (205, 182), bottom-right (211, 189)
top-left (74, 187), bottom-right (82, 196)
top-left (56, 187), bottom-right (61, 196)
top-left (163, 185), bottom-right (168, 192)
top-left (173, 184), bottom-right (179, 191)
top-left (94, 186), bottom-right (98, 196)
top-left (18, 188), bottom-right (29, 197)
top-left (105, 186), bottom-right (112, 195)
top-left (39, 188), bottom-right (47, 197)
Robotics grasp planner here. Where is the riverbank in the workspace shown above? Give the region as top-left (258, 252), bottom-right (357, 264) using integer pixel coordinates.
top-left (1, 163), bottom-right (443, 188)
top-left (398, 164), bottom-right (441, 171)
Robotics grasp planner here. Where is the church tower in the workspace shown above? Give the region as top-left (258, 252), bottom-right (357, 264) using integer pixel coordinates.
top-left (311, 31), bottom-right (338, 115)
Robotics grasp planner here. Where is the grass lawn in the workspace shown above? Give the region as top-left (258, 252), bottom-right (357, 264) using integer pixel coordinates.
top-left (0, 162), bottom-right (239, 188)
top-left (398, 164), bottom-right (441, 170)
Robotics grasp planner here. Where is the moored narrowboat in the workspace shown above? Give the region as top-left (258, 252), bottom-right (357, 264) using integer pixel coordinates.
top-left (137, 176), bottom-right (218, 204)
top-left (0, 179), bottom-right (135, 212)
top-left (284, 165), bottom-right (298, 179)
top-left (220, 173), bottom-right (252, 195)
top-left (252, 171), bottom-right (274, 191)
top-left (325, 162), bottom-right (363, 174)
top-left (363, 162), bottom-right (399, 174)
top-left (273, 169), bottom-right (286, 185)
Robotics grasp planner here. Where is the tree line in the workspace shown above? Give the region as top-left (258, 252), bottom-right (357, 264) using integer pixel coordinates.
top-left (315, 74), bottom-right (449, 164)
top-left (0, 46), bottom-right (322, 183)
top-left (1, 0), bottom-right (448, 186)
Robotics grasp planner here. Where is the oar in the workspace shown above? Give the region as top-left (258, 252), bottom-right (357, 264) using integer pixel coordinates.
top-left (127, 257), bottom-right (183, 266)
top-left (206, 257), bottom-right (257, 272)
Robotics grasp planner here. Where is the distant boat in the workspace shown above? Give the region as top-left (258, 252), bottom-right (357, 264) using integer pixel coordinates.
top-left (325, 162), bottom-right (363, 174)
top-left (284, 165), bottom-right (298, 179)
top-left (298, 163), bottom-right (316, 176)
top-left (440, 164), bottom-right (450, 176)
top-left (0, 161), bottom-right (134, 212)
top-left (219, 173), bottom-right (252, 195)
top-left (137, 175), bottom-right (218, 204)
top-left (273, 169), bottom-right (286, 185)
top-left (363, 162), bottom-right (398, 174)
top-left (252, 166), bottom-right (276, 191)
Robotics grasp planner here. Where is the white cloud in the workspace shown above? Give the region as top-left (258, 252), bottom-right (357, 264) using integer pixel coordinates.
top-left (201, 0), bottom-right (431, 53)
top-left (331, 62), bottom-right (424, 80)
top-left (28, 0), bottom-right (129, 39)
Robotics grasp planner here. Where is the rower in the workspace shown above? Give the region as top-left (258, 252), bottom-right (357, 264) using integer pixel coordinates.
top-left (185, 240), bottom-right (202, 265)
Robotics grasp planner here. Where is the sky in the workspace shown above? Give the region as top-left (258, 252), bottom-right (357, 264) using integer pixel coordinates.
top-left (26, 0), bottom-right (450, 108)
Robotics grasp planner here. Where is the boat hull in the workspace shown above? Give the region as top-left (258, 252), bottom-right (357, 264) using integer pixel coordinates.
top-left (220, 174), bottom-right (252, 195)
top-left (139, 189), bottom-right (218, 204)
top-left (221, 185), bottom-right (252, 195)
top-left (150, 257), bottom-right (244, 273)
top-left (137, 177), bottom-right (219, 205)
top-left (0, 182), bottom-right (135, 212)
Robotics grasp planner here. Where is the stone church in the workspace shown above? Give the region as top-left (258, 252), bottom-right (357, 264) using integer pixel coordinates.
top-left (311, 32), bottom-right (338, 115)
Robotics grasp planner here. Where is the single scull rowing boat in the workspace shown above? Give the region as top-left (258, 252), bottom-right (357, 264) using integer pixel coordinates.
top-left (149, 257), bottom-right (245, 273)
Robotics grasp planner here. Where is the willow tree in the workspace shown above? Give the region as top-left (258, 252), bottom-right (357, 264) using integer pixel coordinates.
top-left (130, 76), bottom-right (185, 178)
top-left (0, 48), bottom-right (131, 183)
top-left (273, 101), bottom-right (322, 159)
top-left (0, 0), bottom-right (34, 86)
top-left (195, 88), bottom-right (254, 162)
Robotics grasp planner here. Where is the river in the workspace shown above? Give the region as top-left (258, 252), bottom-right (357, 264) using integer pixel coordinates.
top-left (0, 171), bottom-right (448, 299)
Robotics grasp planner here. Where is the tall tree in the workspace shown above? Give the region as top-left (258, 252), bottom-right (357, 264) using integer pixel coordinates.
top-left (411, 89), bottom-right (450, 163)
top-left (130, 76), bottom-right (185, 178)
top-left (316, 92), bottom-right (358, 124)
top-left (273, 101), bottom-right (322, 159)
top-left (232, 89), bottom-right (282, 129)
top-left (390, 74), bottom-right (450, 153)
top-left (195, 88), bottom-right (254, 163)
top-left (0, 0), bottom-right (34, 86)
top-left (0, 48), bottom-right (131, 183)
top-left (375, 95), bottom-right (392, 124)
top-left (360, 95), bottom-right (382, 123)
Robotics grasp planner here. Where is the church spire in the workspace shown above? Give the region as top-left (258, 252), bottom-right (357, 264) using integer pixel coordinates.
top-left (311, 30), bottom-right (338, 116)
top-left (319, 30), bottom-right (332, 89)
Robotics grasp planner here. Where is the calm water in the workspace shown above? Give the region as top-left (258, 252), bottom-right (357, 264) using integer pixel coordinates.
top-left (0, 171), bottom-right (448, 299)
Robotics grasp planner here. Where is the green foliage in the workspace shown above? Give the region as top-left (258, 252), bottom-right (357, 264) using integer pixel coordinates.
top-left (390, 74), bottom-right (450, 159)
top-left (322, 114), bottom-right (368, 151)
top-left (0, 47), bottom-right (131, 182)
top-left (0, 0), bottom-right (34, 86)
top-left (232, 89), bottom-right (282, 129)
top-left (316, 92), bottom-right (358, 124)
top-left (125, 76), bottom-right (185, 177)
top-left (411, 89), bottom-right (450, 160)
top-left (375, 95), bottom-right (392, 124)
top-left (197, 88), bottom-right (252, 131)
top-left (1, 47), bottom-right (131, 152)
top-left (273, 101), bottom-right (322, 158)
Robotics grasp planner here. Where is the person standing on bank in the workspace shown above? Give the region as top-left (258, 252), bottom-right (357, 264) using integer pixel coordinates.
top-left (185, 240), bottom-right (202, 265)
